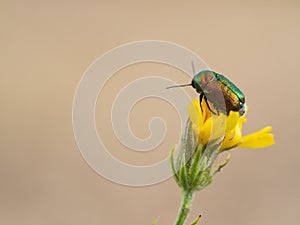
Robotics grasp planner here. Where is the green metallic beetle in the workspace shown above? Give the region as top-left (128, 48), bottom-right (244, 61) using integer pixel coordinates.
top-left (167, 70), bottom-right (246, 116)
top-left (192, 70), bottom-right (246, 116)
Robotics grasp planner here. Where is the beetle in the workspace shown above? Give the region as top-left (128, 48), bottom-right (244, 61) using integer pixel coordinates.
top-left (167, 70), bottom-right (246, 116)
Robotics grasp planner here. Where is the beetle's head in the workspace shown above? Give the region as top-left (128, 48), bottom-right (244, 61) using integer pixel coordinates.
top-left (191, 78), bottom-right (203, 93)
top-left (192, 70), bottom-right (215, 94)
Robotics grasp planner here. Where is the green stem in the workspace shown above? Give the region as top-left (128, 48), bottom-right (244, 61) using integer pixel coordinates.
top-left (175, 190), bottom-right (194, 225)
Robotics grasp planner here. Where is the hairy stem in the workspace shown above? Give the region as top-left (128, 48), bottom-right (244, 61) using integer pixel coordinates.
top-left (175, 190), bottom-right (194, 225)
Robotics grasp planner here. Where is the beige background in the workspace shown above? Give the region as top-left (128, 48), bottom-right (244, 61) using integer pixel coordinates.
top-left (1, 1), bottom-right (300, 225)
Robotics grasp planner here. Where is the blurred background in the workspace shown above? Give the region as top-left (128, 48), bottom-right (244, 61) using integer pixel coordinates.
top-left (1, 1), bottom-right (300, 225)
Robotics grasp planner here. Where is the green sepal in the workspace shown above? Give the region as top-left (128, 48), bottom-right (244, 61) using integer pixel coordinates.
top-left (193, 170), bottom-right (213, 191)
top-left (188, 145), bottom-right (203, 183)
top-left (178, 154), bottom-right (189, 189)
top-left (170, 118), bottom-right (232, 192)
top-left (177, 119), bottom-right (198, 170)
top-left (203, 136), bottom-right (224, 169)
top-left (170, 147), bottom-right (179, 182)
top-left (191, 156), bottom-right (208, 185)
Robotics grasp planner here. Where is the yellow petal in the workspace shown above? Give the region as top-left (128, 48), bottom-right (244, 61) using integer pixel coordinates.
top-left (200, 115), bottom-right (227, 145)
top-left (191, 123), bottom-right (200, 138)
top-left (225, 106), bottom-right (248, 132)
top-left (221, 116), bottom-right (248, 150)
top-left (226, 111), bottom-right (240, 132)
top-left (238, 126), bottom-right (275, 148)
top-left (188, 99), bottom-right (203, 128)
top-left (221, 124), bottom-right (243, 150)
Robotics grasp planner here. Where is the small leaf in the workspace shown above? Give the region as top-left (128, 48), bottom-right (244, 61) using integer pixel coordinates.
top-left (212, 153), bottom-right (231, 176)
top-left (190, 214), bottom-right (202, 225)
top-left (151, 217), bottom-right (159, 225)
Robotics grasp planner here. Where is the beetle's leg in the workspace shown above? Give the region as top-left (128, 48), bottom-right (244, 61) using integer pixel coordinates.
top-left (199, 93), bottom-right (204, 113)
top-left (204, 95), bottom-right (218, 115)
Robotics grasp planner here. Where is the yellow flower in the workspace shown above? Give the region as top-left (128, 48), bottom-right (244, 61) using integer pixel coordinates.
top-left (188, 98), bottom-right (274, 151)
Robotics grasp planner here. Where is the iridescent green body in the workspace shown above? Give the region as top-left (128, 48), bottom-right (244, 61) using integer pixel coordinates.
top-left (191, 70), bottom-right (246, 116)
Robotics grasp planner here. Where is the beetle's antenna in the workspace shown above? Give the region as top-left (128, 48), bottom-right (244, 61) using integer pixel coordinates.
top-left (166, 83), bottom-right (192, 89)
top-left (166, 60), bottom-right (195, 89)
top-left (191, 60), bottom-right (196, 75)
